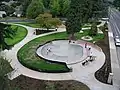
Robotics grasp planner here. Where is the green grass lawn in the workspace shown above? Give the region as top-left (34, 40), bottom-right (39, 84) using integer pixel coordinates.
top-left (5, 25), bottom-right (27, 45)
top-left (18, 30), bottom-right (104, 72)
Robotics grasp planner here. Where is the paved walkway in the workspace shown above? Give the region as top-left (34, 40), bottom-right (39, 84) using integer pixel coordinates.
top-left (1, 24), bottom-right (118, 90)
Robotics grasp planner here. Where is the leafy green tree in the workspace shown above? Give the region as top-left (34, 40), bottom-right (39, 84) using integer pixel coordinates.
top-left (59, 0), bottom-right (70, 16)
top-left (36, 13), bottom-right (52, 30)
top-left (36, 13), bottom-right (62, 30)
top-left (0, 23), bottom-right (15, 50)
top-left (43, 0), bottom-right (50, 9)
top-left (81, 0), bottom-right (106, 23)
top-left (50, 0), bottom-right (60, 17)
top-left (83, 0), bottom-right (105, 36)
top-left (66, 0), bottom-right (84, 39)
top-left (26, 0), bottom-right (44, 19)
top-left (48, 18), bottom-right (62, 28)
top-left (22, 0), bottom-right (32, 16)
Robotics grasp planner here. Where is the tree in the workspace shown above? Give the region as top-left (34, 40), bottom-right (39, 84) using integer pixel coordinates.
top-left (66, 0), bottom-right (84, 40)
top-left (82, 0), bottom-right (106, 36)
top-left (50, 0), bottom-right (60, 17)
top-left (0, 23), bottom-right (15, 50)
top-left (59, 0), bottom-right (70, 17)
top-left (36, 13), bottom-right (62, 30)
top-left (26, 0), bottom-right (44, 19)
top-left (43, 0), bottom-right (50, 9)
top-left (113, 0), bottom-right (120, 10)
top-left (0, 4), bottom-right (15, 16)
top-left (81, 0), bottom-right (106, 23)
top-left (22, 0), bottom-right (32, 16)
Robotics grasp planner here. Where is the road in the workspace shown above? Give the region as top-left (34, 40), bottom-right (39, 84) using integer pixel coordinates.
top-left (109, 8), bottom-right (120, 66)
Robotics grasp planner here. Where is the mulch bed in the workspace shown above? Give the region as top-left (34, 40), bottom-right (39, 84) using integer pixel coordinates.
top-left (95, 31), bottom-right (112, 85)
top-left (10, 75), bottom-right (90, 90)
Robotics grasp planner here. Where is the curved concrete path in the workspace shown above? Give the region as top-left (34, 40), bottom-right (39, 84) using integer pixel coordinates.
top-left (1, 24), bottom-right (118, 90)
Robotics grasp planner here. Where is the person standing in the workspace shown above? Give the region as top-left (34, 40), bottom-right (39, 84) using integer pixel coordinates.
top-left (85, 43), bottom-right (87, 48)
top-left (89, 52), bottom-right (92, 59)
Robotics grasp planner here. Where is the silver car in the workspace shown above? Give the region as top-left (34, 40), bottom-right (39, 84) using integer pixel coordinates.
top-left (115, 36), bottom-right (120, 46)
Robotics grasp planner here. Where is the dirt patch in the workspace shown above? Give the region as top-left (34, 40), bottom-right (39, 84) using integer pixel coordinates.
top-left (95, 30), bottom-right (112, 84)
top-left (10, 75), bottom-right (90, 90)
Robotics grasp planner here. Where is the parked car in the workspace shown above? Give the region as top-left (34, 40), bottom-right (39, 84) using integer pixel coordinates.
top-left (115, 36), bottom-right (120, 46)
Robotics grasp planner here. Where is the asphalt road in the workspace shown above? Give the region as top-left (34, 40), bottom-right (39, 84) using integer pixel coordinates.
top-left (109, 8), bottom-right (120, 66)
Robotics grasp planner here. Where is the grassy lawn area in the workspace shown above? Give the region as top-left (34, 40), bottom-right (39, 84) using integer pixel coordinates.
top-left (5, 25), bottom-right (27, 45)
top-left (18, 30), bottom-right (104, 72)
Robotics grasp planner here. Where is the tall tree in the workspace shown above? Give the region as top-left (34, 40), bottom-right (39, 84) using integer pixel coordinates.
top-left (22, 0), bottom-right (32, 16)
top-left (50, 0), bottom-right (60, 17)
top-left (59, 0), bottom-right (70, 16)
top-left (92, 0), bottom-right (105, 20)
top-left (26, 0), bottom-right (44, 19)
top-left (43, 0), bottom-right (50, 9)
top-left (66, 0), bottom-right (84, 39)
top-left (82, 0), bottom-right (106, 36)
top-left (81, 0), bottom-right (106, 23)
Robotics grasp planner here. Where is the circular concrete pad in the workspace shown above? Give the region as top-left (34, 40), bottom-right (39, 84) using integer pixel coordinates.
top-left (36, 40), bottom-right (88, 64)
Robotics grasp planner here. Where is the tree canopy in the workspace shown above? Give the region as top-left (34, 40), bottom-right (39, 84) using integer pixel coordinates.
top-left (66, 0), bottom-right (84, 35)
top-left (36, 13), bottom-right (62, 29)
top-left (81, 0), bottom-right (106, 23)
top-left (50, 0), bottom-right (60, 17)
top-left (59, 0), bottom-right (71, 16)
top-left (113, 0), bottom-right (120, 9)
top-left (22, 0), bottom-right (32, 16)
top-left (66, 0), bottom-right (106, 38)
top-left (26, 0), bottom-right (44, 19)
